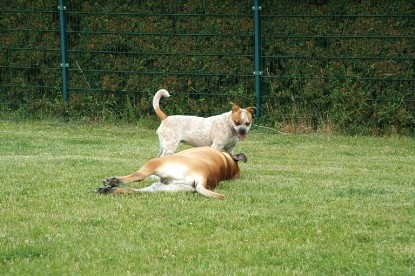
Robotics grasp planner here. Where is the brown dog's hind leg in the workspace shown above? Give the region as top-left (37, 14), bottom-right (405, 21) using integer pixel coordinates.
top-left (111, 158), bottom-right (161, 184)
top-left (103, 171), bottom-right (148, 188)
top-left (100, 173), bottom-right (145, 190)
top-left (96, 171), bottom-right (149, 194)
top-left (98, 160), bottom-right (158, 193)
top-left (96, 187), bottom-right (138, 194)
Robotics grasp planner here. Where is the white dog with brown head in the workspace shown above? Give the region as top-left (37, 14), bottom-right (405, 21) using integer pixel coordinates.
top-left (153, 89), bottom-right (255, 156)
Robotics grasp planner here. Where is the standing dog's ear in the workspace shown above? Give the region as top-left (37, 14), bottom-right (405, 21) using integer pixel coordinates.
top-left (245, 107), bottom-right (256, 114)
top-left (232, 153), bottom-right (247, 163)
top-left (231, 104), bottom-right (241, 113)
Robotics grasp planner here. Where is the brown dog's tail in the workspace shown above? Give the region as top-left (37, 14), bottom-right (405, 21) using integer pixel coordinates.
top-left (153, 89), bottom-right (170, 120)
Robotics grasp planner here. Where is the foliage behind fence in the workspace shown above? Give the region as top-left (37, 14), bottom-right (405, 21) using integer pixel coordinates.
top-left (1, 0), bottom-right (414, 134)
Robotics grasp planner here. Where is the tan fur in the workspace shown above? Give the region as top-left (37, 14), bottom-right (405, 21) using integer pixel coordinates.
top-left (152, 89), bottom-right (255, 156)
top-left (97, 147), bottom-right (247, 199)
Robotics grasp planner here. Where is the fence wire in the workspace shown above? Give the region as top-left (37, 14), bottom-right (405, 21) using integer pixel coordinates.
top-left (1, 1), bottom-right (414, 133)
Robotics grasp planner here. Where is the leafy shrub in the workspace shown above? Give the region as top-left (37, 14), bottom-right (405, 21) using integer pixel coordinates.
top-left (1, 0), bottom-right (414, 134)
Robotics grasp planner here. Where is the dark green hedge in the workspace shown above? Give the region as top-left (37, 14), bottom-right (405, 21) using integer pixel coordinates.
top-left (1, 0), bottom-right (414, 134)
top-left (260, 1), bottom-right (415, 134)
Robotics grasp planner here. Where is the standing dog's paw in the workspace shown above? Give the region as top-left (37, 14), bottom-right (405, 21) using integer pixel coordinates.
top-left (102, 177), bottom-right (121, 188)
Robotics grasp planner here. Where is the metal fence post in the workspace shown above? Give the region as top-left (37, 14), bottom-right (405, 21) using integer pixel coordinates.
top-left (252, 0), bottom-right (262, 118)
top-left (58, 0), bottom-right (69, 102)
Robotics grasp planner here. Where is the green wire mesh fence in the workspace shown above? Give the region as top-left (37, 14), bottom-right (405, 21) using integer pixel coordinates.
top-left (1, 1), bottom-right (414, 134)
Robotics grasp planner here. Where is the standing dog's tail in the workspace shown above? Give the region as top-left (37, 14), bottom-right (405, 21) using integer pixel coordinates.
top-left (153, 89), bottom-right (170, 120)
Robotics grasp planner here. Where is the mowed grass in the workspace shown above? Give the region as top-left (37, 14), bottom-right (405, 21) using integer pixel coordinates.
top-left (0, 120), bottom-right (414, 275)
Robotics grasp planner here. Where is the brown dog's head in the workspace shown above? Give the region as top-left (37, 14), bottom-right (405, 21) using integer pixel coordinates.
top-left (232, 153), bottom-right (248, 163)
top-left (222, 152), bottom-right (248, 180)
top-left (230, 105), bottom-right (255, 140)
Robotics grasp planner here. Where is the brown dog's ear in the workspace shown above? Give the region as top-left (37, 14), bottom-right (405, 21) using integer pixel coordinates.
top-left (232, 153), bottom-right (247, 163)
top-left (245, 107), bottom-right (256, 114)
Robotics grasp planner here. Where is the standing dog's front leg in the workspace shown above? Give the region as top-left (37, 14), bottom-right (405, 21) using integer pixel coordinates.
top-left (212, 138), bottom-right (237, 155)
top-left (211, 142), bottom-right (232, 154)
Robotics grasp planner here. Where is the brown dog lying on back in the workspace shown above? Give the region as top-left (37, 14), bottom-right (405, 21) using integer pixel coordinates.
top-left (96, 147), bottom-right (247, 199)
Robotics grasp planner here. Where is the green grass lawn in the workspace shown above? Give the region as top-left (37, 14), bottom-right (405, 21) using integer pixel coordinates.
top-left (0, 120), bottom-right (414, 275)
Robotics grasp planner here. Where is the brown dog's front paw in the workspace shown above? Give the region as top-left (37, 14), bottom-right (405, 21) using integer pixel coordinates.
top-left (102, 177), bottom-right (121, 188)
